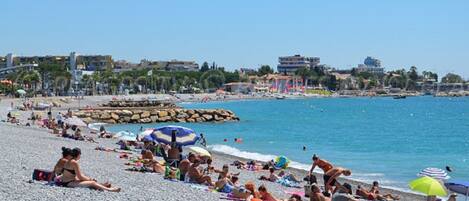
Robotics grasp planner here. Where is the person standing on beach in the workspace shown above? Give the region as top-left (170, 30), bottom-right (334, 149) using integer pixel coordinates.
top-left (199, 133), bottom-right (207, 147)
top-left (310, 154), bottom-right (334, 186)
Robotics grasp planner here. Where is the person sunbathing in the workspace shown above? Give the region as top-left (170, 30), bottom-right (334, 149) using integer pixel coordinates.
top-left (141, 150), bottom-right (165, 173)
top-left (259, 185), bottom-right (281, 201)
top-left (324, 167), bottom-right (352, 194)
top-left (260, 167), bottom-right (280, 182)
top-left (53, 147), bottom-right (73, 176)
top-left (60, 148), bottom-right (121, 192)
top-left (188, 158), bottom-right (214, 186)
top-left (215, 164), bottom-right (240, 180)
top-left (286, 194), bottom-right (303, 201)
top-left (179, 153), bottom-right (196, 181)
top-left (310, 184), bottom-right (331, 201)
top-left (356, 181), bottom-right (400, 200)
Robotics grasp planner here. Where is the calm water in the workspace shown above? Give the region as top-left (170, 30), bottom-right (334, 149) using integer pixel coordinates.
top-left (107, 96), bottom-right (469, 189)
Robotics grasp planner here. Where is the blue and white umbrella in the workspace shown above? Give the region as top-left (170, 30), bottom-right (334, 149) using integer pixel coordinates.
top-left (150, 125), bottom-right (198, 146)
top-left (445, 181), bottom-right (469, 201)
top-left (417, 167), bottom-right (450, 180)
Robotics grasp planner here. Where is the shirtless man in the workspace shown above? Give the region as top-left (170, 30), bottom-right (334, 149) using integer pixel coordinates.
top-left (310, 154), bottom-right (334, 187)
top-left (310, 184), bottom-right (331, 201)
top-left (179, 153), bottom-right (196, 181)
top-left (188, 158), bottom-right (214, 186)
top-left (324, 167), bottom-right (352, 194)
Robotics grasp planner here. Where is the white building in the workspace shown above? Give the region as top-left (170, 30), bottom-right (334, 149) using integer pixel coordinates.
top-left (277, 54), bottom-right (320, 75)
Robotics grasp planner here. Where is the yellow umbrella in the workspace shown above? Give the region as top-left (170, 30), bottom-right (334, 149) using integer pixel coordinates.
top-left (188, 146), bottom-right (211, 158)
top-left (409, 176), bottom-right (447, 196)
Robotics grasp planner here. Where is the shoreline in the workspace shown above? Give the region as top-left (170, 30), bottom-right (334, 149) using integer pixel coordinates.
top-left (0, 94), bottom-right (436, 200)
top-left (209, 148), bottom-right (425, 200)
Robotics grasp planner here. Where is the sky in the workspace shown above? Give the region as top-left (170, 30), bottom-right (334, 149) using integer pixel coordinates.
top-left (1, 0), bottom-right (468, 78)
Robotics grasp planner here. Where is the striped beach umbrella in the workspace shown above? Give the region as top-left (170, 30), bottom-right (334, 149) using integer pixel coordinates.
top-left (417, 167), bottom-right (450, 180)
top-left (151, 125), bottom-right (198, 146)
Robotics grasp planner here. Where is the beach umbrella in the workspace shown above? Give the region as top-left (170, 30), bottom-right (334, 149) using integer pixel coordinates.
top-left (274, 156), bottom-right (290, 169)
top-left (63, 117), bottom-right (87, 127)
top-left (17, 89), bottom-right (26, 95)
top-left (418, 167), bottom-right (450, 180)
top-left (409, 176), bottom-right (447, 197)
top-left (188, 146), bottom-right (211, 158)
top-left (150, 125), bottom-right (198, 146)
top-left (445, 181), bottom-right (469, 201)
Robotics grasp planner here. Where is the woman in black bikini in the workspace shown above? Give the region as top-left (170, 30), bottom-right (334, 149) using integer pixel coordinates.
top-left (61, 148), bottom-right (121, 192)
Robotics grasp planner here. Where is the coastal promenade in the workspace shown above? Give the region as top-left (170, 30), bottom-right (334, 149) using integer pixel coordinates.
top-left (0, 94), bottom-right (426, 200)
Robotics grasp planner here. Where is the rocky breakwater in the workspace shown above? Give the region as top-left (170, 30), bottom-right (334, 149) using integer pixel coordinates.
top-left (75, 108), bottom-right (240, 124)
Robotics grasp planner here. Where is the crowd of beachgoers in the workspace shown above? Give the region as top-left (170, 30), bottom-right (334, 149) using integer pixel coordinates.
top-left (0, 94), bottom-right (430, 201)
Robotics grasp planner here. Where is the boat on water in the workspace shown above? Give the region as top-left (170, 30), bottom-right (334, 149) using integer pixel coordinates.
top-left (393, 95), bottom-right (407, 99)
top-left (275, 95), bottom-right (286, 100)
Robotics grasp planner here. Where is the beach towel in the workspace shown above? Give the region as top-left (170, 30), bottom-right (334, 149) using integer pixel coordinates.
top-left (277, 177), bottom-right (301, 188)
top-left (32, 169), bottom-right (54, 182)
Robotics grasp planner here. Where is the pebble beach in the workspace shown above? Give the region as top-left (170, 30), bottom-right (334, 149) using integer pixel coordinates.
top-left (0, 94), bottom-right (426, 201)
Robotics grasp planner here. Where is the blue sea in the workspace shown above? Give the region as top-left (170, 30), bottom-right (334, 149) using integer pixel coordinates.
top-left (107, 96), bottom-right (469, 190)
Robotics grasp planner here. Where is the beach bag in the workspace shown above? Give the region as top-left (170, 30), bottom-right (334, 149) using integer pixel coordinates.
top-left (32, 169), bottom-right (54, 181)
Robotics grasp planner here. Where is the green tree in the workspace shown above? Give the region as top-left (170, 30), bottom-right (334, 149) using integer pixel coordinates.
top-left (441, 73), bottom-right (464, 83)
top-left (407, 66), bottom-right (419, 81)
top-left (200, 62), bottom-right (210, 72)
top-left (295, 67), bottom-right (312, 86)
top-left (258, 65), bottom-right (273, 76)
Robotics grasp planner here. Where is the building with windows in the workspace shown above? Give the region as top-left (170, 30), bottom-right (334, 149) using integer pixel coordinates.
top-left (277, 54), bottom-right (320, 75)
top-left (354, 57), bottom-right (384, 75)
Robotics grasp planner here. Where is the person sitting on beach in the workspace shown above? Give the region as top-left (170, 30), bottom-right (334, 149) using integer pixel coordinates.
top-left (310, 154), bottom-right (334, 187)
top-left (53, 147), bottom-right (73, 177)
top-left (61, 125), bottom-right (72, 138)
top-left (286, 194), bottom-right (303, 201)
top-left (215, 164), bottom-right (240, 180)
top-left (260, 167), bottom-right (280, 182)
top-left (332, 183), bottom-right (357, 201)
top-left (59, 148), bottom-right (121, 192)
top-left (324, 167), bottom-right (352, 194)
top-left (258, 185), bottom-right (281, 201)
top-left (140, 150), bottom-right (165, 173)
top-left (215, 173), bottom-right (235, 193)
top-left (188, 158), bottom-right (214, 186)
top-left (74, 128), bottom-right (84, 141)
top-left (310, 184), bottom-right (331, 201)
top-left (179, 153), bottom-right (197, 181)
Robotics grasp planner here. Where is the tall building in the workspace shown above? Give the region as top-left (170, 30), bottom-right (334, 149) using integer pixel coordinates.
top-left (355, 56), bottom-right (384, 75)
top-left (277, 54), bottom-right (320, 75)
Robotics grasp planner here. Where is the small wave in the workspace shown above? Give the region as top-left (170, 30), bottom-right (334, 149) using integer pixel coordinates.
top-left (208, 144), bottom-right (277, 162)
top-left (88, 122), bottom-right (107, 131)
top-left (208, 144), bottom-right (314, 172)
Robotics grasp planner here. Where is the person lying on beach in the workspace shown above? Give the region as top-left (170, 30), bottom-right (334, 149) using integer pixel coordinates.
top-left (260, 167), bottom-right (299, 183)
top-left (310, 184), bottom-right (331, 201)
top-left (332, 183), bottom-right (357, 201)
top-left (310, 154), bottom-right (334, 187)
top-left (59, 148), bottom-right (121, 192)
top-left (324, 167), bottom-right (352, 194)
top-left (258, 185), bottom-right (281, 201)
top-left (356, 181), bottom-right (400, 201)
top-left (188, 158), bottom-right (214, 186)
